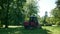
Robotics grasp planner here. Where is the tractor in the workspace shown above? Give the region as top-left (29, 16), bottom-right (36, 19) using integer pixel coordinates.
top-left (24, 16), bottom-right (41, 29)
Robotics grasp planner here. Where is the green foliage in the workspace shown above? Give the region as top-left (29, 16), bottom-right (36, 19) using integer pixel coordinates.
top-left (46, 17), bottom-right (56, 25)
top-left (51, 8), bottom-right (60, 17)
top-left (49, 0), bottom-right (60, 25)
top-left (0, 0), bottom-right (26, 28)
top-left (23, 0), bottom-right (39, 20)
top-left (51, 8), bottom-right (60, 25)
top-left (0, 0), bottom-right (39, 27)
top-left (56, 0), bottom-right (60, 9)
top-left (8, 0), bottom-right (26, 25)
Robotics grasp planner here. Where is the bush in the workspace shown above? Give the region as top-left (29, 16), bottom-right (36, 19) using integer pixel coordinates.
top-left (56, 22), bottom-right (60, 25)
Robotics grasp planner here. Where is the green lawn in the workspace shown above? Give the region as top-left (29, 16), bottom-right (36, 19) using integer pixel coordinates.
top-left (42, 26), bottom-right (60, 34)
top-left (0, 26), bottom-right (60, 34)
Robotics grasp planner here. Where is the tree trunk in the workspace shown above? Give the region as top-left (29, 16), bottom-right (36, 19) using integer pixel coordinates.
top-left (5, 0), bottom-right (9, 28)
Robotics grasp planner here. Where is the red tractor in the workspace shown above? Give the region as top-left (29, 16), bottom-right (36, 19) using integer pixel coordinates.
top-left (24, 16), bottom-right (41, 29)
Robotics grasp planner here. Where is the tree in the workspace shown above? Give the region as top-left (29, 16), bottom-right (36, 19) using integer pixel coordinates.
top-left (43, 11), bottom-right (48, 25)
top-left (23, 0), bottom-right (39, 20)
top-left (0, 0), bottom-right (39, 28)
top-left (0, 0), bottom-right (26, 28)
top-left (8, 0), bottom-right (26, 25)
top-left (56, 0), bottom-right (60, 9)
top-left (51, 8), bottom-right (60, 25)
top-left (0, 0), bottom-right (10, 28)
top-left (50, 0), bottom-right (60, 25)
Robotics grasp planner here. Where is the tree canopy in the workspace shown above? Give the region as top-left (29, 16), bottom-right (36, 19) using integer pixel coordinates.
top-left (0, 0), bottom-right (39, 28)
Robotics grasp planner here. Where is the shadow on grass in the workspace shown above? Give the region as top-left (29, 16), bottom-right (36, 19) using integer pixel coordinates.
top-left (0, 27), bottom-right (51, 34)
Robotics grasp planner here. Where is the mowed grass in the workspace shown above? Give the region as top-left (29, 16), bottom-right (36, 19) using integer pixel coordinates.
top-left (42, 26), bottom-right (60, 34)
top-left (0, 26), bottom-right (60, 34)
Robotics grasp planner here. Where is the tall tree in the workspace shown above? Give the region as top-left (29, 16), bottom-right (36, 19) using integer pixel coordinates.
top-left (0, 0), bottom-right (26, 28)
top-left (43, 11), bottom-right (48, 25)
top-left (50, 0), bottom-right (60, 25)
top-left (9, 0), bottom-right (26, 25)
top-left (23, 0), bottom-right (39, 20)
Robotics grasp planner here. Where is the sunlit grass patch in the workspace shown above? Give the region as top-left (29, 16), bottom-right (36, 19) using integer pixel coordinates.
top-left (42, 26), bottom-right (60, 34)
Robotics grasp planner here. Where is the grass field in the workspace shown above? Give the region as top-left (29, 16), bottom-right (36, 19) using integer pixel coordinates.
top-left (42, 26), bottom-right (60, 34)
top-left (0, 26), bottom-right (60, 34)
